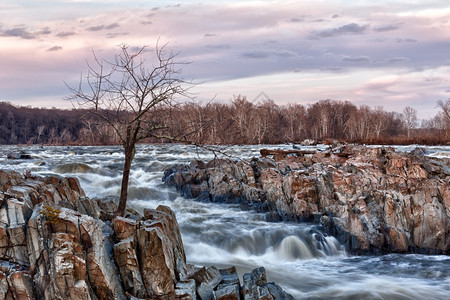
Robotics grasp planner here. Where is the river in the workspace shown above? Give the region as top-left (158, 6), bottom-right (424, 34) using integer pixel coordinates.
top-left (1, 144), bottom-right (449, 299)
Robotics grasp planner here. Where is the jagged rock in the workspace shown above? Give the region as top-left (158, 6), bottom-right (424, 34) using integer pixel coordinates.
top-left (137, 208), bottom-right (183, 298)
top-left (164, 145), bottom-right (450, 255)
top-left (212, 266), bottom-right (241, 300)
top-left (27, 204), bottom-right (125, 300)
top-left (213, 284), bottom-right (240, 300)
top-left (0, 170), bottom-right (24, 192)
top-left (188, 265), bottom-right (222, 299)
top-left (0, 169), bottom-right (292, 300)
top-left (242, 267), bottom-right (293, 300)
top-left (113, 238), bottom-right (145, 298)
top-left (175, 279), bottom-right (197, 300)
top-left (218, 266), bottom-right (240, 287)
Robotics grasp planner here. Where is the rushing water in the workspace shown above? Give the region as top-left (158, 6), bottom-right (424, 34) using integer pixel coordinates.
top-left (1, 144), bottom-right (449, 299)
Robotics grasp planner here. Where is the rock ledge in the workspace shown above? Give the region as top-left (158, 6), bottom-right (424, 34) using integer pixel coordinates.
top-left (163, 145), bottom-right (450, 255)
top-left (0, 170), bottom-right (292, 299)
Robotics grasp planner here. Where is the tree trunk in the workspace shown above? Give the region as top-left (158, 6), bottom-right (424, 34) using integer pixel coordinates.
top-left (116, 145), bottom-right (134, 216)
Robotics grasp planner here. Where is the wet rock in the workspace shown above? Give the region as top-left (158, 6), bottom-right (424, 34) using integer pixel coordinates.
top-left (165, 145), bottom-right (450, 255)
top-left (0, 169), bottom-right (292, 300)
top-left (188, 265), bottom-right (222, 299)
top-left (53, 163), bottom-right (94, 174)
top-left (7, 151), bottom-right (33, 160)
top-left (218, 266), bottom-right (240, 287)
top-left (175, 279), bottom-right (197, 299)
top-left (213, 284), bottom-right (240, 300)
top-left (242, 267), bottom-right (293, 300)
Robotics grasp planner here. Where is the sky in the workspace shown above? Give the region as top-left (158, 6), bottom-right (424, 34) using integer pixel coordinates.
top-left (1, 0), bottom-right (449, 119)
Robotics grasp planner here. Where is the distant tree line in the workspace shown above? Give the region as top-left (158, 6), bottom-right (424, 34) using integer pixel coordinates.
top-left (0, 98), bottom-right (448, 146)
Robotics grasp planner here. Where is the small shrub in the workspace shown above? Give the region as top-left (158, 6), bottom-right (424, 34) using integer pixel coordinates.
top-left (40, 205), bottom-right (61, 224)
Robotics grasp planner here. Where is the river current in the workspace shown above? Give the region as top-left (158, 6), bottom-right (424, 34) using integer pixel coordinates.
top-left (1, 144), bottom-right (449, 299)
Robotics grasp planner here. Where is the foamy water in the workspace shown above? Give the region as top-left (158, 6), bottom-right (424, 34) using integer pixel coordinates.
top-left (1, 144), bottom-right (449, 299)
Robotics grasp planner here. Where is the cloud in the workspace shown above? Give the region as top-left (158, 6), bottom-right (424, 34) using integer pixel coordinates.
top-left (47, 46), bottom-right (62, 52)
top-left (387, 56), bottom-right (409, 63)
top-left (107, 32), bottom-right (128, 38)
top-left (106, 23), bottom-right (120, 30)
top-left (86, 25), bottom-right (105, 31)
top-left (396, 38), bottom-right (417, 43)
top-left (1, 27), bottom-right (35, 39)
top-left (290, 17), bottom-right (303, 23)
top-left (276, 50), bottom-right (297, 58)
top-left (86, 22), bottom-right (119, 32)
top-left (56, 31), bottom-right (76, 38)
top-left (204, 33), bottom-right (216, 37)
top-left (309, 23), bottom-right (369, 39)
top-left (359, 76), bottom-right (399, 94)
top-left (373, 24), bottom-right (400, 32)
top-left (342, 55), bottom-right (370, 63)
top-left (242, 50), bottom-right (270, 59)
top-left (205, 44), bottom-right (231, 49)
top-left (37, 27), bottom-right (51, 35)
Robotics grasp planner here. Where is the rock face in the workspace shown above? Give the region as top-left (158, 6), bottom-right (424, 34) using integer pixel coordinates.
top-left (163, 145), bottom-right (450, 255)
top-left (0, 169), bottom-right (293, 299)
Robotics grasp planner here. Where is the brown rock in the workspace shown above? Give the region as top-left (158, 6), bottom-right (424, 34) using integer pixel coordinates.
top-left (164, 145), bottom-right (450, 254)
top-left (113, 238), bottom-right (145, 298)
top-left (112, 217), bottom-right (138, 241)
top-left (7, 271), bottom-right (35, 300)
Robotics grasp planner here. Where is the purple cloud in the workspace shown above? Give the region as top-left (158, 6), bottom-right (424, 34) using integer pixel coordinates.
top-left (1, 27), bottom-right (35, 39)
top-left (310, 23), bottom-right (369, 39)
top-left (56, 31), bottom-right (76, 38)
top-left (47, 46), bottom-right (62, 52)
top-left (373, 24), bottom-right (400, 32)
top-left (342, 55), bottom-right (370, 63)
top-left (387, 56), bottom-right (409, 63)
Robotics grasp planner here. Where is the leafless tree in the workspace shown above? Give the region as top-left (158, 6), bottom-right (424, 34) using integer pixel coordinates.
top-left (67, 43), bottom-right (193, 216)
top-left (437, 99), bottom-right (450, 138)
top-left (36, 125), bottom-right (45, 143)
top-left (48, 127), bottom-right (58, 144)
top-left (403, 106), bottom-right (418, 138)
top-left (370, 106), bottom-right (387, 139)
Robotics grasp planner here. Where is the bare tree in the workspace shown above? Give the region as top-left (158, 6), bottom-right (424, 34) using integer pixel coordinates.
top-left (403, 106), bottom-right (418, 138)
top-left (36, 125), bottom-right (45, 143)
top-left (67, 43), bottom-right (193, 216)
top-left (437, 99), bottom-right (450, 138)
top-left (370, 106), bottom-right (387, 139)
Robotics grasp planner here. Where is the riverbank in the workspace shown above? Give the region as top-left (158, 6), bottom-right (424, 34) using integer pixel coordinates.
top-left (0, 169), bottom-right (293, 299)
top-left (163, 144), bottom-right (450, 255)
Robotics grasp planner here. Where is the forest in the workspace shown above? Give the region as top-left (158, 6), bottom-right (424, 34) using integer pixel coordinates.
top-left (0, 97), bottom-right (449, 146)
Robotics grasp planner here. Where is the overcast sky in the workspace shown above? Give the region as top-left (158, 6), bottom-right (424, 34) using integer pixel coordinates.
top-left (1, 0), bottom-right (449, 118)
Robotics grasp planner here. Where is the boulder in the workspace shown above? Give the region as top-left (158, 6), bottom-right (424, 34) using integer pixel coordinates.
top-left (27, 204), bottom-right (125, 300)
top-left (175, 279), bottom-right (197, 300)
top-left (7, 151), bottom-right (32, 160)
top-left (242, 267), bottom-right (293, 300)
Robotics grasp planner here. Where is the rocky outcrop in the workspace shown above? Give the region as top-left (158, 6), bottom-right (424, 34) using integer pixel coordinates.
top-left (0, 169), bottom-right (293, 299)
top-left (163, 145), bottom-right (450, 255)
